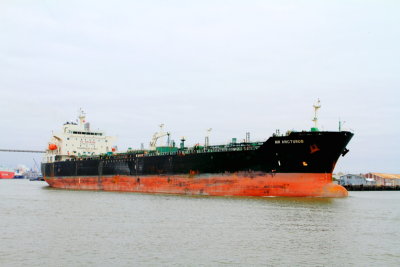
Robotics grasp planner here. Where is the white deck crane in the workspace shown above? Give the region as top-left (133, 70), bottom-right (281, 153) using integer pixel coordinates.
top-left (149, 124), bottom-right (170, 150)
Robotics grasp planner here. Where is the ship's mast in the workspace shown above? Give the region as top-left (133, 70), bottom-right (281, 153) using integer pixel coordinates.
top-left (78, 108), bottom-right (86, 125)
top-left (205, 128), bottom-right (212, 147)
top-left (339, 119), bottom-right (345, 132)
top-left (311, 99), bottom-right (321, 132)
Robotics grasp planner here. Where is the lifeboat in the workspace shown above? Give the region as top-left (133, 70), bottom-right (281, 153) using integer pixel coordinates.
top-left (48, 144), bottom-right (58, 150)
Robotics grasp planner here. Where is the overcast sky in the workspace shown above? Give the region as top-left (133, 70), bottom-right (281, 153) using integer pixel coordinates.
top-left (1, 0), bottom-right (399, 173)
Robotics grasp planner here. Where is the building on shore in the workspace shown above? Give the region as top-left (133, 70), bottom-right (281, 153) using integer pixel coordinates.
top-left (339, 174), bottom-right (369, 186)
top-left (363, 173), bottom-right (400, 186)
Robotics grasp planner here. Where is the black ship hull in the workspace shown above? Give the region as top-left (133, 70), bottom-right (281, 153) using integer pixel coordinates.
top-left (42, 131), bottom-right (353, 197)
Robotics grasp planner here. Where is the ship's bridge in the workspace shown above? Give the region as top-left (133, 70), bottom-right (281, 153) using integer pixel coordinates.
top-left (44, 110), bottom-right (115, 163)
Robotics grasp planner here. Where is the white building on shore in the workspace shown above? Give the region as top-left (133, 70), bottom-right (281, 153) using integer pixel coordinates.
top-left (363, 173), bottom-right (400, 186)
top-left (339, 174), bottom-right (367, 186)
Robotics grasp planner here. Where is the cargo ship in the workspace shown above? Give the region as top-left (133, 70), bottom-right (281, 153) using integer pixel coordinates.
top-left (13, 165), bottom-right (29, 179)
top-left (0, 167), bottom-right (15, 179)
top-left (41, 103), bottom-right (353, 197)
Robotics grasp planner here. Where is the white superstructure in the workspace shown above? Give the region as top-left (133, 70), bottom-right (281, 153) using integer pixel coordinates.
top-left (44, 109), bottom-right (115, 163)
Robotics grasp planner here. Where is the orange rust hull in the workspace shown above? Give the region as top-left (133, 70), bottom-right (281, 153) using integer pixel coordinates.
top-left (45, 173), bottom-right (348, 197)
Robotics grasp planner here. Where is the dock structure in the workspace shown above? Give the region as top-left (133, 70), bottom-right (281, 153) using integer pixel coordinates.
top-left (0, 149), bottom-right (45, 153)
top-left (344, 185), bottom-right (400, 191)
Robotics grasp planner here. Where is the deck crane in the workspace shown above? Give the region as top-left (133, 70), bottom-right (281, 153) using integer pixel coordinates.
top-left (149, 124), bottom-right (170, 150)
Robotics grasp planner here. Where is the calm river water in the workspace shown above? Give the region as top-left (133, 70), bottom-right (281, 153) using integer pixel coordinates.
top-left (0, 179), bottom-right (399, 266)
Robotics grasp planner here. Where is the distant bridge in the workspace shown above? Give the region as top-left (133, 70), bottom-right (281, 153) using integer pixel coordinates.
top-left (0, 149), bottom-right (45, 153)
